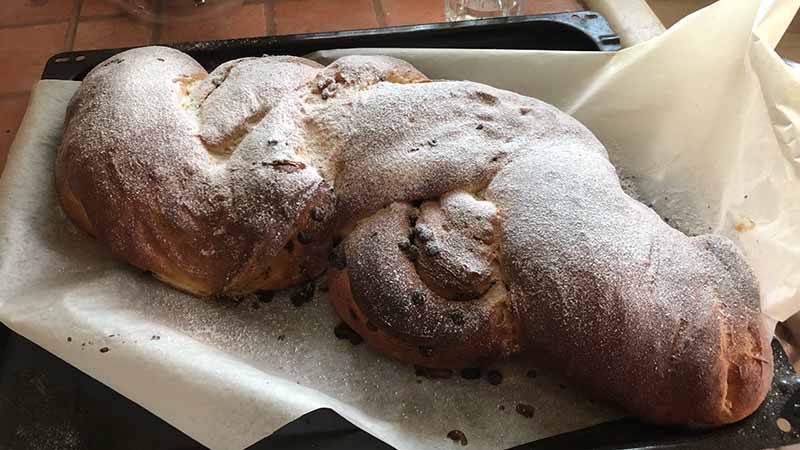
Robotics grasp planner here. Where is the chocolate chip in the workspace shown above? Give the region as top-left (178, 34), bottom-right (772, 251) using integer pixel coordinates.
top-left (99, 347), bottom-right (109, 353)
top-left (498, 405), bottom-right (505, 411)
top-left (257, 291), bottom-right (274, 303)
top-left (449, 311), bottom-right (465, 326)
top-left (515, 403), bottom-right (535, 418)
top-left (66, 337), bottom-right (72, 342)
top-left (414, 225), bottom-right (433, 241)
top-left (460, 368), bottom-right (482, 380)
top-left (328, 250), bottom-right (347, 269)
top-left (428, 139), bottom-right (438, 147)
top-left (526, 369), bottom-right (537, 378)
top-left (267, 139), bottom-right (279, 146)
top-left (398, 240), bottom-right (412, 251)
top-left (415, 366), bottom-right (453, 379)
top-left (486, 370), bottom-right (503, 385)
top-left (334, 322), bottom-right (363, 345)
top-left (520, 107), bottom-right (531, 115)
top-left (425, 242), bottom-right (441, 256)
top-left (310, 207), bottom-right (325, 221)
top-left (290, 283), bottom-right (315, 307)
top-left (151, 335), bottom-right (160, 340)
top-left (447, 430), bottom-right (468, 446)
top-left (297, 231), bottom-right (312, 244)
top-left (418, 346), bottom-right (434, 357)
top-left (476, 124), bottom-right (484, 130)
top-left (411, 290), bottom-right (425, 305)
top-left (157, 58), bottom-right (165, 62)
top-left (277, 335), bottom-right (286, 341)
top-left (409, 147), bottom-right (420, 153)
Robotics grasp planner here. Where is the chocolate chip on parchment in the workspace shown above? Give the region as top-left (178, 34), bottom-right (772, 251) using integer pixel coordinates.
top-left (334, 322), bottom-right (363, 345)
top-left (515, 403), bottom-right (535, 418)
top-left (256, 291), bottom-right (274, 303)
top-left (151, 335), bottom-right (160, 341)
top-left (66, 337), bottom-right (72, 343)
top-left (476, 124), bottom-right (484, 130)
top-left (99, 347), bottom-right (109, 353)
top-left (486, 370), bottom-right (503, 386)
top-left (290, 283), bottom-right (315, 307)
top-left (415, 366), bottom-right (453, 379)
top-left (447, 430), bottom-right (468, 446)
top-left (277, 335), bottom-right (286, 341)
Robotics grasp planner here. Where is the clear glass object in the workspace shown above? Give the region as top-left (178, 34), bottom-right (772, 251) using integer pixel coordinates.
top-left (444, 0), bottom-right (522, 21)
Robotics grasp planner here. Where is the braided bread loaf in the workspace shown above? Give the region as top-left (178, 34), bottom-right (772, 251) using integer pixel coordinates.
top-left (56, 46), bottom-right (773, 427)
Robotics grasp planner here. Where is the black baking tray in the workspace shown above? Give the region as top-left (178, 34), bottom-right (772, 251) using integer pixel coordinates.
top-left (41, 11), bottom-right (620, 80)
top-left (8, 10), bottom-right (797, 450)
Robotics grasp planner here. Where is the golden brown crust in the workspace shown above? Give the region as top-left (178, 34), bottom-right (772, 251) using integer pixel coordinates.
top-left (57, 46), bottom-right (773, 426)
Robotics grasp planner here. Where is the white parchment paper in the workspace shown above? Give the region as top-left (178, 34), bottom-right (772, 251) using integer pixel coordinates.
top-left (1, 0), bottom-right (799, 449)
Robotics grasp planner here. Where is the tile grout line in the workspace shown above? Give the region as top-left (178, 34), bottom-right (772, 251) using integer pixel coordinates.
top-left (65, 0), bottom-right (82, 51)
top-left (151, 0), bottom-right (164, 44)
top-left (372, 0), bottom-right (388, 28)
top-left (265, 0), bottom-right (277, 35)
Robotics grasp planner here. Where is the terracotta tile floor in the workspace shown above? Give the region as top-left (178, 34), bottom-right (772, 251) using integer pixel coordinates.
top-left (0, 0), bottom-right (585, 175)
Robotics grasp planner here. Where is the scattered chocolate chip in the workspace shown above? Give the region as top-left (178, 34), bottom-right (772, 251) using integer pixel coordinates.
top-left (449, 311), bottom-right (465, 326)
top-left (425, 242), bottom-right (441, 257)
top-left (99, 347), bottom-right (109, 353)
top-left (490, 156), bottom-right (499, 163)
top-left (415, 366), bottom-right (453, 379)
top-left (277, 335), bottom-right (286, 341)
top-left (67, 337), bottom-right (72, 342)
top-left (334, 322), bottom-right (363, 345)
top-left (409, 147), bottom-right (420, 153)
top-left (515, 403), bottom-right (535, 418)
top-left (285, 240), bottom-right (295, 253)
top-left (366, 321), bottom-right (378, 332)
top-left (498, 405), bottom-right (505, 411)
top-left (257, 291), bottom-right (274, 303)
top-left (520, 107), bottom-right (531, 115)
top-left (108, 334), bottom-right (115, 338)
top-left (460, 368), bottom-right (482, 380)
top-left (310, 206), bottom-right (325, 221)
top-left (476, 124), bottom-right (484, 130)
top-left (414, 225), bottom-right (433, 241)
top-left (328, 250), bottom-right (347, 269)
top-left (290, 283), bottom-right (315, 307)
top-left (526, 369), bottom-right (537, 378)
top-left (297, 231), bottom-right (312, 244)
top-left (428, 139), bottom-right (438, 147)
top-left (486, 370), bottom-right (503, 386)
top-left (744, 195), bottom-right (749, 199)
top-left (447, 430), bottom-right (468, 446)
top-left (411, 290), bottom-right (426, 305)
top-left (157, 58), bottom-right (165, 62)
top-left (151, 335), bottom-right (160, 340)
top-left (418, 346), bottom-right (434, 357)
top-left (267, 139), bottom-right (279, 146)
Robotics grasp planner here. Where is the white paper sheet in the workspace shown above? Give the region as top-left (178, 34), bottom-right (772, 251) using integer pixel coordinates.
top-left (0, 0), bottom-right (798, 449)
